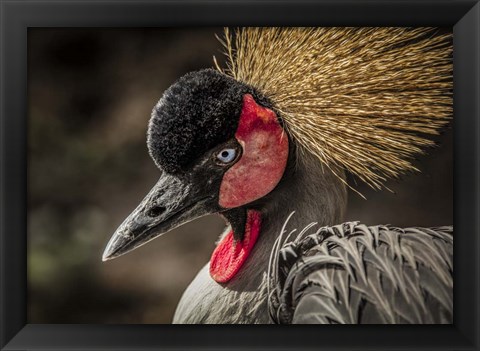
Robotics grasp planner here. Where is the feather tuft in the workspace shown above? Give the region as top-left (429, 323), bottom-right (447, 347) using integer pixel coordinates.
top-left (216, 27), bottom-right (452, 189)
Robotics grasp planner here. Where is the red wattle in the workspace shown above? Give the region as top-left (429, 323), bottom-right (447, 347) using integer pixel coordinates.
top-left (209, 210), bottom-right (261, 283)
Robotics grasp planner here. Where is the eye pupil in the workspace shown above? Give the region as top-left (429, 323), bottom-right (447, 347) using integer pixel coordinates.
top-left (222, 151), bottom-right (229, 157)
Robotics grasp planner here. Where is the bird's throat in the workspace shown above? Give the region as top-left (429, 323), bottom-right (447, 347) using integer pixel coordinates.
top-left (209, 209), bottom-right (261, 283)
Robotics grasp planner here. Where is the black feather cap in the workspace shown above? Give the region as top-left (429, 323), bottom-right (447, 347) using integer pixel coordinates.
top-left (147, 69), bottom-right (272, 174)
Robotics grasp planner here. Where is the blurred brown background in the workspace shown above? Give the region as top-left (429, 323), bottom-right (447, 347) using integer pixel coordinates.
top-left (27, 28), bottom-right (453, 324)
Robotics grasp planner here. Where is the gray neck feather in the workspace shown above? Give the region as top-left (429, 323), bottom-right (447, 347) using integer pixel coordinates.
top-left (173, 147), bottom-right (347, 324)
top-left (261, 146), bottom-right (347, 232)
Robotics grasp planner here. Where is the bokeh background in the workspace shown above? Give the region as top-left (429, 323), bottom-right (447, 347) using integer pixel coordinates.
top-left (28, 28), bottom-right (453, 324)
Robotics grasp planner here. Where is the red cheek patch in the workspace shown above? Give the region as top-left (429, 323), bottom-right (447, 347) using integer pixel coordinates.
top-left (219, 94), bottom-right (289, 209)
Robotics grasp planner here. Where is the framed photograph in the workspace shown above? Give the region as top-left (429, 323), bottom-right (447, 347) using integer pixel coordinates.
top-left (1, 0), bottom-right (479, 350)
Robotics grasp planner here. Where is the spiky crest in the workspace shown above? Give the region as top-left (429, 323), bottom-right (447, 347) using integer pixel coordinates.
top-left (215, 27), bottom-right (452, 190)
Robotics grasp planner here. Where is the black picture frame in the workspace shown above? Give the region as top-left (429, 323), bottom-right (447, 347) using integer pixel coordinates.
top-left (1, 0), bottom-right (479, 350)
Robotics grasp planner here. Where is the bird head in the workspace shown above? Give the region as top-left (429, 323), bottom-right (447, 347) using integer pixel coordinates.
top-left (102, 69), bottom-right (289, 282)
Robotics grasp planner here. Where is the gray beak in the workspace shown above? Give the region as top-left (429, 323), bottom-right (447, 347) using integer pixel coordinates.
top-left (102, 172), bottom-right (214, 261)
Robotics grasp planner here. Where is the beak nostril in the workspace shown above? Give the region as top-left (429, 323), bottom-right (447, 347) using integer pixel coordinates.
top-left (147, 205), bottom-right (166, 218)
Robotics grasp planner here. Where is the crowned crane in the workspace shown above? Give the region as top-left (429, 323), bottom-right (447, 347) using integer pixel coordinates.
top-left (102, 27), bottom-right (453, 324)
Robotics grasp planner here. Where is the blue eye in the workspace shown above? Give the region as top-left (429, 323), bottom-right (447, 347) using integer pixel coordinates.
top-left (217, 148), bottom-right (237, 163)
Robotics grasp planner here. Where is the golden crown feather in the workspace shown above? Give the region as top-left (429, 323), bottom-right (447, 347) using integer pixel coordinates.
top-left (214, 27), bottom-right (453, 191)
